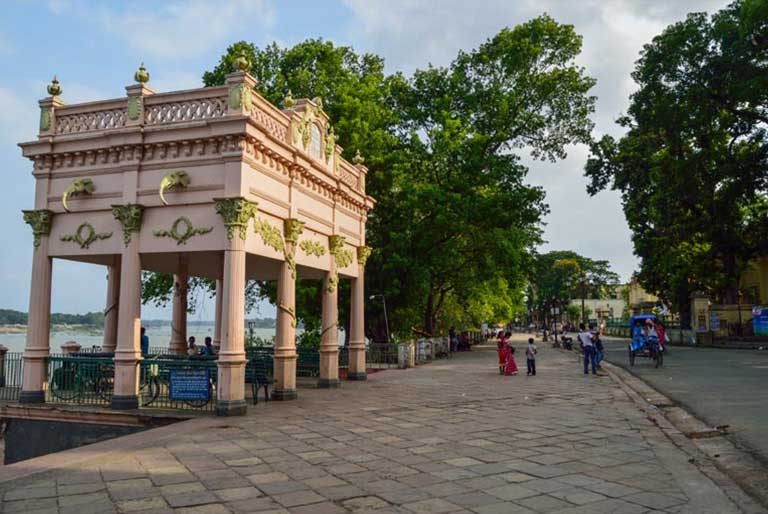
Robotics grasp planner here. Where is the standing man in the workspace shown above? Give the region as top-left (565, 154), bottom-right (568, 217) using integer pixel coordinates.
top-left (140, 326), bottom-right (149, 357)
top-left (578, 323), bottom-right (597, 375)
top-left (449, 327), bottom-right (458, 353)
top-left (590, 323), bottom-right (605, 369)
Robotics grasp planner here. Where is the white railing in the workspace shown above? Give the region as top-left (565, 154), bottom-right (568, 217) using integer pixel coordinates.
top-left (56, 107), bottom-right (127, 134)
top-left (145, 96), bottom-right (228, 125)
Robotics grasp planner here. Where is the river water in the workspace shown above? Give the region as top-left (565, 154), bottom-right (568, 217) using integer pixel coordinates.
top-left (0, 325), bottom-right (341, 354)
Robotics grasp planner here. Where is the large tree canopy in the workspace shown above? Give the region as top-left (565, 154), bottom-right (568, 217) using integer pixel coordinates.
top-left (142, 15), bottom-right (597, 339)
top-left (585, 0), bottom-right (768, 326)
top-left (527, 250), bottom-right (619, 323)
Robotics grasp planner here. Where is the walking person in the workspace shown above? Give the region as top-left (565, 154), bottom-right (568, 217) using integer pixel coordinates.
top-left (526, 337), bottom-right (537, 376)
top-left (578, 323), bottom-right (598, 375)
top-left (503, 331), bottom-right (519, 376)
top-left (496, 331), bottom-right (507, 375)
top-left (449, 326), bottom-right (458, 353)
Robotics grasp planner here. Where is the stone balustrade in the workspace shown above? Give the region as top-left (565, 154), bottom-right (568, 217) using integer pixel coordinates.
top-left (54, 99), bottom-right (128, 135)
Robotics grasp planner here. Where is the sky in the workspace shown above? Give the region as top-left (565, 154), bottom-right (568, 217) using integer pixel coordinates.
top-left (0, 0), bottom-right (729, 319)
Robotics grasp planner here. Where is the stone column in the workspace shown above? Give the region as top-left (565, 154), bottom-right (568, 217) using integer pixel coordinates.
top-left (102, 257), bottom-right (121, 353)
top-left (274, 260), bottom-right (297, 400)
top-left (319, 265), bottom-right (340, 388)
top-left (349, 246), bottom-right (371, 380)
top-left (214, 252), bottom-right (224, 351)
top-left (169, 255), bottom-right (188, 354)
top-left (20, 209), bottom-right (53, 403)
top-left (214, 197), bottom-right (257, 416)
top-left (111, 204), bottom-right (144, 410)
top-left (273, 219), bottom-right (303, 400)
top-left (214, 278), bottom-right (224, 351)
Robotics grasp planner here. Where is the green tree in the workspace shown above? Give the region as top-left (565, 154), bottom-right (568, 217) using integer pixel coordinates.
top-left (528, 250), bottom-right (619, 324)
top-left (143, 15), bottom-right (597, 338)
top-left (585, 1), bottom-right (768, 327)
top-left (374, 15), bottom-right (596, 335)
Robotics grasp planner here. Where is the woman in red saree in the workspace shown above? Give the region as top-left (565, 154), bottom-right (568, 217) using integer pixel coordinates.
top-left (496, 331), bottom-right (507, 374)
top-left (503, 331), bottom-right (519, 375)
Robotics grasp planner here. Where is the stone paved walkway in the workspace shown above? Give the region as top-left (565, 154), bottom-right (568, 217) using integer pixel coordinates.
top-left (0, 335), bottom-right (758, 514)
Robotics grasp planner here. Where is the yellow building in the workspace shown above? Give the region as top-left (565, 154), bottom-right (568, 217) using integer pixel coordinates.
top-left (740, 257), bottom-right (768, 305)
top-left (628, 278), bottom-right (659, 315)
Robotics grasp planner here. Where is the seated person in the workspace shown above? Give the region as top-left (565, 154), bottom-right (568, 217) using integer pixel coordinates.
top-left (201, 336), bottom-right (216, 356)
top-left (187, 336), bottom-right (198, 356)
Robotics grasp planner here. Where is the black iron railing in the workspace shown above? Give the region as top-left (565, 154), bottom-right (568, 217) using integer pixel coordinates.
top-left (139, 357), bottom-right (218, 412)
top-left (0, 352), bottom-right (23, 402)
top-left (47, 355), bottom-right (114, 406)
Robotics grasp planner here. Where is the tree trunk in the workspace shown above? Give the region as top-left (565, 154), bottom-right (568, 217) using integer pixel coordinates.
top-left (423, 292), bottom-right (435, 336)
top-left (677, 289), bottom-right (692, 330)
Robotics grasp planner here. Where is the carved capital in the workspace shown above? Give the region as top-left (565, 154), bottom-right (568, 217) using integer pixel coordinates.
top-left (111, 204), bottom-right (144, 246)
top-left (22, 209), bottom-right (53, 248)
top-left (283, 218), bottom-right (305, 246)
top-left (214, 197), bottom-right (257, 240)
top-left (329, 235), bottom-right (353, 269)
top-left (283, 218), bottom-right (305, 280)
top-left (357, 246), bottom-right (372, 267)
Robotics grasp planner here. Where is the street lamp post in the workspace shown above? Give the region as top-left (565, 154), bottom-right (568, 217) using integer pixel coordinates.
top-left (369, 294), bottom-right (391, 344)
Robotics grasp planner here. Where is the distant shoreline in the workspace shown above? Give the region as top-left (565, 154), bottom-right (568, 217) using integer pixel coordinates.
top-left (0, 324), bottom-right (105, 334)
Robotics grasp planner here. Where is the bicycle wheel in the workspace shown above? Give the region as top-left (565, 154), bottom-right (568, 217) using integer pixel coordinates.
top-left (144, 377), bottom-right (161, 406)
top-left (94, 369), bottom-right (114, 401)
top-left (184, 380), bottom-right (213, 409)
top-left (49, 367), bottom-right (80, 401)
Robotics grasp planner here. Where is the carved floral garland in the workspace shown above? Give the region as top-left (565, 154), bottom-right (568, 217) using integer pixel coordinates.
top-left (299, 240), bottom-right (326, 257)
top-left (253, 217), bottom-right (284, 252)
top-left (153, 217), bottom-right (212, 245)
top-left (60, 222), bottom-right (112, 249)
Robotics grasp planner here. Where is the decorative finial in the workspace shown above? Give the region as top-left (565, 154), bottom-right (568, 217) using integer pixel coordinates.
top-left (353, 149), bottom-right (365, 165)
top-left (283, 90), bottom-right (296, 110)
top-left (234, 51), bottom-right (250, 73)
top-left (47, 75), bottom-right (62, 97)
top-left (134, 62), bottom-right (150, 84)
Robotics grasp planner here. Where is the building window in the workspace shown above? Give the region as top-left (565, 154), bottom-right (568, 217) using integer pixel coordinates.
top-left (310, 124), bottom-right (322, 158)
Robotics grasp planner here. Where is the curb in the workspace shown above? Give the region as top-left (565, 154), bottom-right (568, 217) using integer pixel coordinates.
top-left (603, 360), bottom-right (768, 513)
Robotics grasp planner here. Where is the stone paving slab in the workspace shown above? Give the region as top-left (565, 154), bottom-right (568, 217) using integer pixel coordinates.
top-left (0, 334), bottom-right (763, 514)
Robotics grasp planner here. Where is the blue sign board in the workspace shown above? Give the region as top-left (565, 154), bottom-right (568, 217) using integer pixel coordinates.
top-left (753, 307), bottom-right (768, 337)
top-left (169, 368), bottom-right (210, 401)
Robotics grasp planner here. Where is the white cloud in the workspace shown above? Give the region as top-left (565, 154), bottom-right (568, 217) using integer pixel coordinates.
top-left (343, 0), bottom-right (729, 280)
top-left (94, 0), bottom-right (276, 59)
top-left (47, 0), bottom-right (72, 15)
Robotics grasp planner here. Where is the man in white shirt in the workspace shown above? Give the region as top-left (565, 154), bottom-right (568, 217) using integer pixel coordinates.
top-left (578, 323), bottom-right (597, 375)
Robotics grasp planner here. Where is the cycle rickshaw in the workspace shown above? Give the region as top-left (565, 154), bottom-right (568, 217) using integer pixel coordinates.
top-left (629, 314), bottom-right (665, 368)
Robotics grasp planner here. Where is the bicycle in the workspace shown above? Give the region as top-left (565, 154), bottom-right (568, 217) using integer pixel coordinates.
top-left (49, 358), bottom-right (114, 402)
